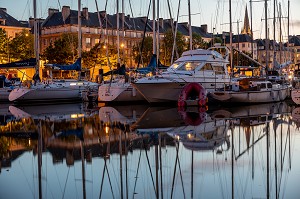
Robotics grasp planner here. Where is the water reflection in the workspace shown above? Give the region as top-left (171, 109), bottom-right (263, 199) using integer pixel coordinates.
top-left (0, 102), bottom-right (300, 199)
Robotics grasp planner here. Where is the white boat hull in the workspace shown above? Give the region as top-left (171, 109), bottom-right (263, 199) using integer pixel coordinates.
top-left (9, 87), bottom-right (82, 102)
top-left (132, 81), bottom-right (226, 103)
top-left (98, 82), bottom-right (144, 102)
top-left (291, 89), bottom-right (300, 105)
top-left (209, 87), bottom-right (289, 103)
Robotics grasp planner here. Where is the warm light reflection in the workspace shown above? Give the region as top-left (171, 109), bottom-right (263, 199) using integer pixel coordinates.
top-left (28, 139), bottom-right (31, 146)
top-left (71, 114), bottom-right (85, 119)
top-left (105, 126), bottom-right (110, 134)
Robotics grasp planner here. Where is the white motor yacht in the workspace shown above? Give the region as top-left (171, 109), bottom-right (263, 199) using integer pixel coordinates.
top-left (132, 47), bottom-right (231, 103)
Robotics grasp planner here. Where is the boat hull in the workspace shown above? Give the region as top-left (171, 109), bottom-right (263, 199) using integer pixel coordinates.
top-left (9, 87), bottom-right (82, 102)
top-left (98, 83), bottom-right (145, 102)
top-left (132, 81), bottom-right (226, 103)
top-left (209, 87), bottom-right (289, 103)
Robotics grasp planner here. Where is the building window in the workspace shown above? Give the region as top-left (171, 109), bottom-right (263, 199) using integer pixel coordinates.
top-left (86, 38), bottom-right (91, 44)
top-left (95, 39), bottom-right (100, 44)
top-left (242, 44), bottom-right (245, 48)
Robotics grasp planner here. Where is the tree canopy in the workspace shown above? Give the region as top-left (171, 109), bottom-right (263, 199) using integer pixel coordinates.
top-left (42, 33), bottom-right (77, 64)
top-left (8, 29), bottom-right (34, 61)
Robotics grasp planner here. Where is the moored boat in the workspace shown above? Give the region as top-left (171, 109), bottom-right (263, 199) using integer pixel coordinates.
top-left (132, 46), bottom-right (231, 103)
top-left (209, 78), bottom-right (289, 103)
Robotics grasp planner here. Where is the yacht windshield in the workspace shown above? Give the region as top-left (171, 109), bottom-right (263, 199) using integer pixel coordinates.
top-left (176, 61), bottom-right (201, 71)
top-left (169, 62), bottom-right (184, 70)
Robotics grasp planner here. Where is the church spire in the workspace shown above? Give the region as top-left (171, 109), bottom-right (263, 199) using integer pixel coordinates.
top-left (241, 5), bottom-right (252, 35)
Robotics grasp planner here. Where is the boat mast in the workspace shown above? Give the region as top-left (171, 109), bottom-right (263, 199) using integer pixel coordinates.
top-left (250, 0), bottom-right (254, 58)
top-left (33, 0), bottom-right (39, 77)
top-left (78, 0), bottom-right (82, 59)
top-left (229, 0), bottom-right (233, 74)
top-left (273, 0), bottom-right (276, 69)
top-left (117, 0), bottom-right (120, 64)
top-left (287, 0), bottom-right (290, 63)
top-left (265, 0), bottom-right (269, 71)
top-left (157, 0), bottom-right (160, 65)
top-left (188, 0), bottom-right (192, 50)
top-left (279, 3), bottom-right (282, 65)
top-left (152, 0), bottom-right (156, 56)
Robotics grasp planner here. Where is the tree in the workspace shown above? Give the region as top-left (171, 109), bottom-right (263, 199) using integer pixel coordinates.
top-left (42, 33), bottom-right (77, 64)
top-left (0, 28), bottom-right (9, 63)
top-left (82, 42), bottom-right (118, 69)
top-left (192, 32), bottom-right (207, 49)
top-left (8, 29), bottom-right (34, 61)
top-left (161, 29), bottom-right (186, 65)
top-left (132, 36), bottom-right (153, 67)
top-left (207, 36), bottom-right (223, 48)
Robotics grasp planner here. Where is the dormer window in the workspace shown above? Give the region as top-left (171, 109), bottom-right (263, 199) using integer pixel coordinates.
top-left (0, 19), bottom-right (6, 26)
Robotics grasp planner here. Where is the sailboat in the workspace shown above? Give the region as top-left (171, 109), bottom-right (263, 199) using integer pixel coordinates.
top-left (8, 0), bottom-right (98, 103)
top-left (97, 0), bottom-right (155, 103)
top-left (0, 58), bottom-right (36, 101)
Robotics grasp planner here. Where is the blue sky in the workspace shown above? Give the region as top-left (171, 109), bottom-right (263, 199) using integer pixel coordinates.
top-left (1, 0), bottom-right (300, 40)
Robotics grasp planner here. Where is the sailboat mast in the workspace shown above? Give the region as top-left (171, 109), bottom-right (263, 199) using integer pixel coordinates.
top-left (117, 0), bottom-right (120, 64)
top-left (153, 0), bottom-right (156, 55)
top-left (157, 0), bottom-right (160, 64)
top-left (33, 0), bottom-right (39, 76)
top-left (288, 0), bottom-right (290, 62)
top-left (229, 0), bottom-right (233, 73)
top-left (273, 0), bottom-right (276, 69)
top-left (250, 0), bottom-right (254, 58)
top-left (279, 3), bottom-right (282, 65)
top-left (265, 0), bottom-right (269, 71)
top-left (78, 0), bottom-right (82, 58)
top-left (188, 0), bottom-right (192, 50)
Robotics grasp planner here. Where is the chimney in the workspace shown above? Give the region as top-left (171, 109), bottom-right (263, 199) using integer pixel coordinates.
top-left (99, 11), bottom-right (106, 18)
top-left (29, 17), bottom-right (34, 28)
top-left (48, 8), bottom-right (59, 17)
top-left (201, 24), bottom-right (207, 33)
top-left (82, 7), bottom-right (88, 20)
top-left (0, 8), bottom-right (7, 13)
top-left (159, 18), bottom-right (164, 29)
top-left (62, 6), bottom-right (70, 22)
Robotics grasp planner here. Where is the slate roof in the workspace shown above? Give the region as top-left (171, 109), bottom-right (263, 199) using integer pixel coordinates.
top-left (224, 34), bottom-right (253, 43)
top-left (42, 9), bottom-right (153, 32)
top-left (42, 8), bottom-right (211, 38)
top-left (0, 8), bottom-right (28, 28)
top-left (289, 36), bottom-right (300, 46)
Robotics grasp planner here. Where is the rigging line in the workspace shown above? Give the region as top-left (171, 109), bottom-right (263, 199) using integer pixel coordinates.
top-left (176, 148), bottom-right (186, 199)
top-left (143, 137), bottom-right (157, 195)
top-left (170, 141), bottom-right (179, 199)
top-left (159, 134), bottom-right (164, 199)
top-left (132, 142), bottom-right (143, 199)
top-left (171, 0), bottom-right (181, 64)
top-left (18, 160), bottom-right (35, 198)
top-left (99, 159), bottom-right (106, 199)
top-left (62, 167), bottom-right (71, 199)
top-left (105, 156), bottom-right (116, 199)
top-left (54, 161), bottom-right (64, 194)
top-left (128, 0), bottom-right (137, 31)
top-left (137, 0), bottom-right (152, 69)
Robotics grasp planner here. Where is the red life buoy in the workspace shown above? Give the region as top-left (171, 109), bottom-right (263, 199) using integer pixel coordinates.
top-left (178, 82), bottom-right (207, 107)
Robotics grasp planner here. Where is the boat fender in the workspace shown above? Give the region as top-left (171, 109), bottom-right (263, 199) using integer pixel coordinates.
top-left (178, 82), bottom-right (207, 107)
